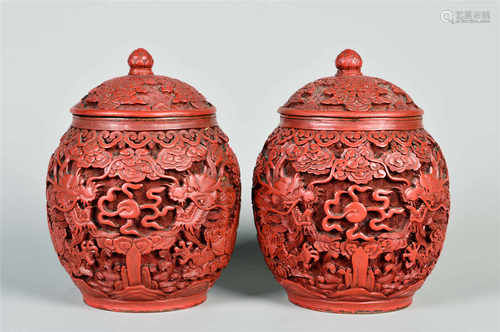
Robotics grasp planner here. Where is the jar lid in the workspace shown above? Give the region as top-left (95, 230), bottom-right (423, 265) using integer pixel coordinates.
top-left (71, 48), bottom-right (215, 118)
top-left (279, 49), bottom-right (423, 119)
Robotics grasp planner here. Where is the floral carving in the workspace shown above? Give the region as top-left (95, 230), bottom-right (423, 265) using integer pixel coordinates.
top-left (69, 140), bottom-right (113, 168)
top-left (287, 144), bottom-right (333, 175)
top-left (85, 80), bottom-right (148, 109)
top-left (333, 143), bottom-right (386, 184)
top-left (103, 148), bottom-right (166, 183)
top-left (46, 126), bottom-right (240, 309)
top-left (321, 76), bottom-right (393, 111)
top-left (77, 75), bottom-right (211, 111)
top-left (284, 77), bottom-right (421, 113)
top-left (253, 127), bottom-right (449, 312)
top-left (298, 142), bottom-right (416, 186)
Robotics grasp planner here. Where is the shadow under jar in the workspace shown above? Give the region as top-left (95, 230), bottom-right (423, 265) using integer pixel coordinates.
top-left (46, 49), bottom-right (241, 312)
top-left (252, 49), bottom-right (450, 313)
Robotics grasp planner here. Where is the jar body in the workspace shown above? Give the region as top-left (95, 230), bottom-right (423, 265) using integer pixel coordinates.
top-left (252, 127), bottom-right (449, 313)
top-left (46, 121), bottom-right (240, 312)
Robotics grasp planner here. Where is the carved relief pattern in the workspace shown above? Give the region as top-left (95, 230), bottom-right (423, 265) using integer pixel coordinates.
top-left (284, 76), bottom-right (420, 112)
top-left (76, 75), bottom-right (212, 111)
top-left (253, 128), bottom-right (449, 301)
top-left (47, 127), bottom-right (240, 301)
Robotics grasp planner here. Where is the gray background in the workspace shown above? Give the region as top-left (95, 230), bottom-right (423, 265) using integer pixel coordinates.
top-left (1, 1), bottom-right (499, 331)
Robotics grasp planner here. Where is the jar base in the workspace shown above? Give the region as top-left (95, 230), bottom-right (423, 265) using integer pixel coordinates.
top-left (287, 292), bottom-right (412, 314)
top-left (82, 291), bottom-right (207, 312)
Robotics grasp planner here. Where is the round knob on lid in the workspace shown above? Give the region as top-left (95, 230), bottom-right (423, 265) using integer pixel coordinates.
top-left (128, 48), bottom-right (154, 75)
top-left (335, 49), bottom-right (362, 76)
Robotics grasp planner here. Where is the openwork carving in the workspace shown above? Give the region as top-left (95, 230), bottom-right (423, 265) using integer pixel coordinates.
top-left (47, 126), bottom-right (240, 308)
top-left (252, 128), bottom-right (449, 312)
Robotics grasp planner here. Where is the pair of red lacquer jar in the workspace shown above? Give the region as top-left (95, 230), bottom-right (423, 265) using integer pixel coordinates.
top-left (46, 48), bottom-right (450, 313)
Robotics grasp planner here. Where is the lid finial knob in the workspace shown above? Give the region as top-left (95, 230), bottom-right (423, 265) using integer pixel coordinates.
top-left (335, 49), bottom-right (362, 76)
top-left (128, 48), bottom-right (154, 75)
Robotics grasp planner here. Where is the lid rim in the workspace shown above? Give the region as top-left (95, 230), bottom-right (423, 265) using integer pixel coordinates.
top-left (71, 106), bottom-right (216, 118)
top-left (71, 114), bottom-right (217, 130)
top-left (279, 115), bottom-right (422, 131)
top-left (279, 107), bottom-right (423, 119)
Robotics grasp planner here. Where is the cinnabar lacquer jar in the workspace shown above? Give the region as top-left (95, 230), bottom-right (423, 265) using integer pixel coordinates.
top-left (252, 49), bottom-right (450, 313)
top-left (46, 48), bottom-right (241, 312)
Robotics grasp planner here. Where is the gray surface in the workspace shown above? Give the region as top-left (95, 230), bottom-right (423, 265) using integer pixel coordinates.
top-left (1, 1), bottom-right (499, 331)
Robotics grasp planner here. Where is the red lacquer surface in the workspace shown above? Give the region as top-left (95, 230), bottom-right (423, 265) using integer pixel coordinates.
top-left (46, 49), bottom-right (240, 312)
top-left (252, 50), bottom-right (450, 313)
